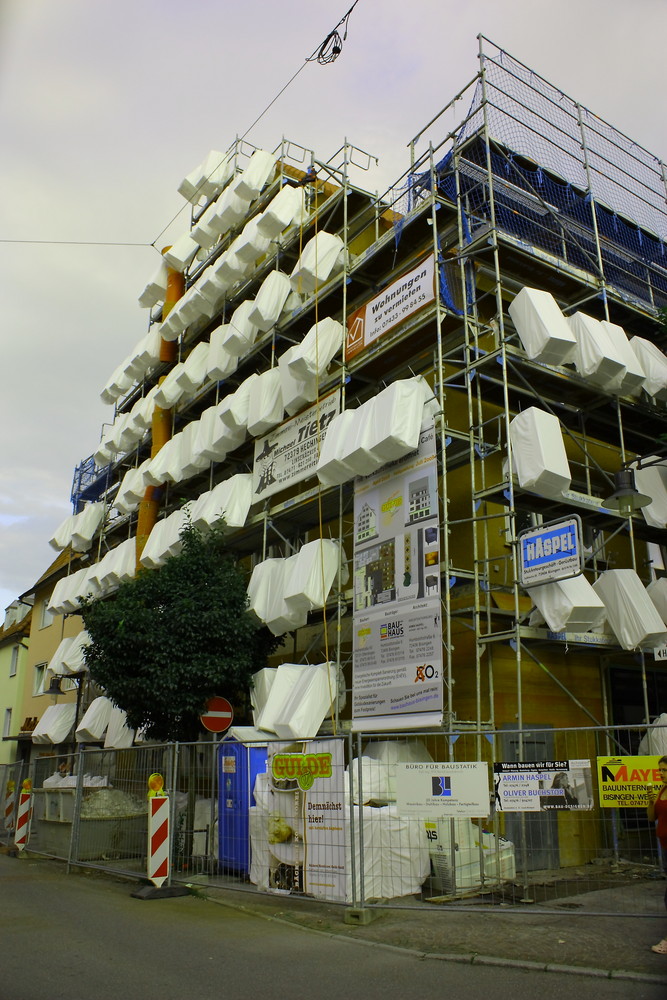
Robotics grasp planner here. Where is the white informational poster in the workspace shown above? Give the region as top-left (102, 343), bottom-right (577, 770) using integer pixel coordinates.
top-left (493, 759), bottom-right (594, 812)
top-left (395, 761), bottom-right (490, 817)
top-left (352, 423), bottom-right (442, 729)
top-left (252, 392), bottom-right (340, 502)
top-left (265, 739), bottom-right (346, 901)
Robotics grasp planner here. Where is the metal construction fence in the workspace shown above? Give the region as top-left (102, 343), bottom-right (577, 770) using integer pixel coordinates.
top-left (2, 724), bottom-right (666, 918)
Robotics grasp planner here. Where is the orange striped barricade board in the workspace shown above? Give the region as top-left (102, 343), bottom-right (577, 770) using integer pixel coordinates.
top-left (147, 794), bottom-right (170, 888)
top-left (4, 779), bottom-right (16, 833)
top-left (14, 784), bottom-right (33, 852)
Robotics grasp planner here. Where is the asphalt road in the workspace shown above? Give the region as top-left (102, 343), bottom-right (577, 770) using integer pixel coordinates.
top-left (0, 855), bottom-right (663, 1000)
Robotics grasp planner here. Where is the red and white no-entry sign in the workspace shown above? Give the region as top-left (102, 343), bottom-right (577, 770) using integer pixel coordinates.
top-left (201, 696), bottom-right (233, 733)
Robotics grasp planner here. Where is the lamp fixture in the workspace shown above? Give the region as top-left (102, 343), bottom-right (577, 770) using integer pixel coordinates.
top-left (603, 468), bottom-right (652, 517)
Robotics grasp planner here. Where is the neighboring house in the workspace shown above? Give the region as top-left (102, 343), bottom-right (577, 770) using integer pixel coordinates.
top-left (0, 601), bottom-right (32, 765)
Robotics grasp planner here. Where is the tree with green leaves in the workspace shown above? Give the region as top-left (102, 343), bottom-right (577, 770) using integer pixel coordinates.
top-left (80, 520), bottom-right (282, 742)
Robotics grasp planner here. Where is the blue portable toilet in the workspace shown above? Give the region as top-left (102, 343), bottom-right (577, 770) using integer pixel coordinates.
top-left (217, 735), bottom-right (268, 874)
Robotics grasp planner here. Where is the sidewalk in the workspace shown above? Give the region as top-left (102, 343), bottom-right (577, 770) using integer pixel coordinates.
top-left (195, 876), bottom-right (667, 986)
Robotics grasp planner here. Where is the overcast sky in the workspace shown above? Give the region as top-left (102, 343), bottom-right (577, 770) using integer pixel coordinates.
top-left (1, 0), bottom-right (665, 613)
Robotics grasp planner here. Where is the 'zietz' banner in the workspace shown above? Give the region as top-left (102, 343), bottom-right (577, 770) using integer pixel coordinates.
top-left (596, 755), bottom-right (664, 808)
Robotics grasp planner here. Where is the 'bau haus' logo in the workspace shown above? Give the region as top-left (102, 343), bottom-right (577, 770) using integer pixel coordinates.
top-left (431, 776), bottom-right (451, 796)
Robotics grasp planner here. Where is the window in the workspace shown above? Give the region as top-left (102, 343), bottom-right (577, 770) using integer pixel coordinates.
top-left (40, 600), bottom-right (55, 629)
top-left (33, 662), bottom-right (47, 696)
top-left (2, 708), bottom-right (11, 739)
top-left (9, 645), bottom-right (19, 677)
top-left (61, 676), bottom-right (78, 693)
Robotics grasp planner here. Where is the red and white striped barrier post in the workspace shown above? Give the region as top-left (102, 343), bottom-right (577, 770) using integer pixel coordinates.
top-left (14, 779), bottom-right (33, 852)
top-left (4, 779), bottom-right (16, 833)
top-left (147, 773), bottom-right (170, 888)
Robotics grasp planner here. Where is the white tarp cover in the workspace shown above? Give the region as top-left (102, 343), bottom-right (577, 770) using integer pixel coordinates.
top-left (633, 457), bottom-right (667, 529)
top-left (250, 668), bottom-right (278, 726)
top-left (272, 662), bottom-right (338, 740)
top-left (89, 538), bottom-right (136, 598)
top-left (567, 311), bottom-right (626, 387)
top-left (188, 474), bottom-right (254, 532)
top-left (218, 373), bottom-right (259, 434)
top-left (247, 368), bottom-right (284, 437)
top-left (127, 389), bottom-right (158, 436)
top-left (255, 184), bottom-right (304, 239)
top-left (48, 566), bottom-right (95, 615)
top-left (600, 321), bottom-right (646, 395)
top-left (32, 703), bottom-right (77, 745)
top-left (115, 460), bottom-right (152, 515)
top-left (225, 300), bottom-right (260, 357)
top-left (526, 574), bottom-right (606, 632)
top-left (198, 260), bottom-right (232, 308)
top-left (215, 246), bottom-right (248, 287)
top-left (191, 203), bottom-right (220, 249)
top-left (592, 569), bottom-right (667, 649)
top-left (178, 150), bottom-right (232, 204)
top-left (287, 317), bottom-right (344, 380)
top-left (278, 346), bottom-right (318, 416)
top-left (174, 421), bottom-right (210, 481)
top-left (234, 216), bottom-right (272, 265)
top-left (630, 337), bottom-right (667, 401)
top-left (290, 232), bottom-right (345, 294)
top-left (138, 259), bottom-right (168, 309)
top-left (209, 181), bottom-right (250, 236)
top-left (647, 579), bottom-right (667, 625)
top-left (283, 539), bottom-right (342, 613)
top-left (100, 363), bottom-right (134, 405)
top-left (76, 696), bottom-right (113, 743)
top-left (104, 706), bottom-right (135, 749)
top-left (247, 559), bottom-right (307, 635)
top-left (508, 287), bottom-right (577, 365)
top-left (140, 509), bottom-right (187, 569)
top-left (194, 404), bottom-right (244, 464)
top-left (153, 363), bottom-right (187, 409)
top-left (248, 271), bottom-right (291, 332)
top-left (163, 232), bottom-right (199, 273)
top-left (508, 407), bottom-right (571, 496)
top-left (234, 149), bottom-right (277, 201)
top-left (61, 630), bottom-right (91, 675)
top-left (49, 503), bottom-right (105, 553)
top-left (315, 409), bottom-right (359, 486)
top-left (255, 662), bottom-right (309, 733)
top-left (49, 514), bottom-right (77, 551)
top-left (46, 637), bottom-right (74, 676)
top-left (206, 324), bottom-right (239, 381)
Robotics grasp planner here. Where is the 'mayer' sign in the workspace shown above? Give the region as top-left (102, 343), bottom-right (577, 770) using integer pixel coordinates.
top-left (597, 756), bottom-right (664, 808)
top-left (518, 515), bottom-right (583, 587)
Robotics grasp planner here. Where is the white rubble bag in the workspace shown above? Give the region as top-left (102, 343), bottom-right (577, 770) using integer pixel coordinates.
top-left (290, 232), bottom-right (345, 294)
top-left (508, 286), bottom-right (577, 366)
top-left (272, 662), bottom-right (339, 740)
top-left (526, 574), bottom-right (606, 632)
top-left (508, 407), bottom-right (571, 496)
top-left (592, 569), bottom-right (667, 649)
top-left (254, 662), bottom-right (310, 734)
top-left (600, 320), bottom-right (646, 395)
top-left (234, 149), bottom-right (277, 201)
top-left (255, 184), bottom-right (305, 239)
top-left (246, 368), bottom-right (284, 437)
top-left (567, 311), bottom-right (626, 387)
top-left (248, 271), bottom-right (292, 332)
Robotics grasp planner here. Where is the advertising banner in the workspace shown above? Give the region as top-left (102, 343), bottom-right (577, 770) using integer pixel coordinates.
top-left (395, 761), bottom-right (490, 817)
top-left (252, 392), bottom-right (340, 503)
top-left (351, 423), bottom-right (442, 729)
top-left (345, 255), bottom-right (435, 362)
top-left (493, 759), bottom-right (593, 812)
top-left (597, 755), bottom-right (665, 808)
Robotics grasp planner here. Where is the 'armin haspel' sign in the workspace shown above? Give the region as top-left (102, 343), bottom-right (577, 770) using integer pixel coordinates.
top-left (518, 514), bottom-right (583, 587)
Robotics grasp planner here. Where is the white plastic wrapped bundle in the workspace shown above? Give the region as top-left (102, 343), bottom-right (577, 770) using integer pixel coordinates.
top-left (198, 260), bottom-right (232, 308)
top-left (140, 510), bottom-right (187, 569)
top-left (70, 503), bottom-right (106, 553)
top-left (32, 704), bottom-right (77, 745)
top-left (138, 259), bottom-right (168, 309)
top-left (178, 149), bottom-right (232, 204)
top-left (364, 377), bottom-right (433, 465)
top-left (104, 706), bottom-right (135, 749)
top-left (287, 317), bottom-right (344, 380)
top-left (188, 474), bottom-right (254, 532)
top-left (144, 437), bottom-right (180, 486)
top-left (46, 637), bottom-right (74, 677)
top-left (48, 566), bottom-right (94, 615)
top-left (633, 457), bottom-right (667, 529)
top-left (175, 342), bottom-right (210, 395)
top-left (600, 321), bottom-right (646, 395)
top-left (159, 304), bottom-right (187, 342)
top-left (283, 539), bottom-right (342, 614)
top-left (272, 662), bottom-right (338, 740)
top-left (100, 363), bottom-right (134, 404)
top-left (171, 421), bottom-right (209, 481)
top-left (592, 569), bottom-right (667, 649)
top-left (290, 232), bottom-right (345, 294)
top-left (248, 271), bottom-right (291, 332)
top-left (526, 575), bottom-right (606, 632)
top-left (508, 287), bottom-right (577, 365)
top-left (191, 202), bottom-right (220, 249)
top-left (194, 403), bottom-right (244, 464)
top-left (247, 559), bottom-right (306, 635)
top-left (61, 630), bottom-right (91, 674)
top-left (234, 149), bottom-right (277, 201)
top-left (247, 368), bottom-right (283, 437)
top-left (316, 409), bottom-right (359, 486)
top-left (214, 246), bottom-right (248, 286)
top-left (93, 439), bottom-right (115, 468)
top-left (567, 312), bottom-right (626, 387)
top-left (250, 667), bottom-right (278, 726)
top-left (508, 407), bottom-right (571, 496)
top-left (209, 177), bottom-right (251, 235)
top-left (126, 388), bottom-right (158, 437)
top-left (206, 324), bottom-right (238, 381)
top-left (49, 514), bottom-right (77, 551)
top-left (647, 579), bottom-right (667, 624)
top-left (234, 216), bottom-right (272, 266)
top-left (163, 232), bottom-right (199, 273)
top-left (153, 363), bottom-right (187, 409)
top-left (255, 184), bottom-right (304, 239)
top-left (76, 696), bottom-right (113, 743)
top-left (114, 459), bottom-right (151, 514)
top-left (629, 337), bottom-right (667, 401)
top-left (225, 300), bottom-right (260, 357)
top-left (278, 346), bottom-right (318, 416)
top-left (218, 374), bottom-right (259, 434)
top-left (255, 662), bottom-right (310, 733)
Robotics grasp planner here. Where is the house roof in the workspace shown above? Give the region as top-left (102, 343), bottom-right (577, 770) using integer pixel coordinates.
top-left (19, 548), bottom-right (84, 601)
top-left (0, 608), bottom-right (33, 646)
